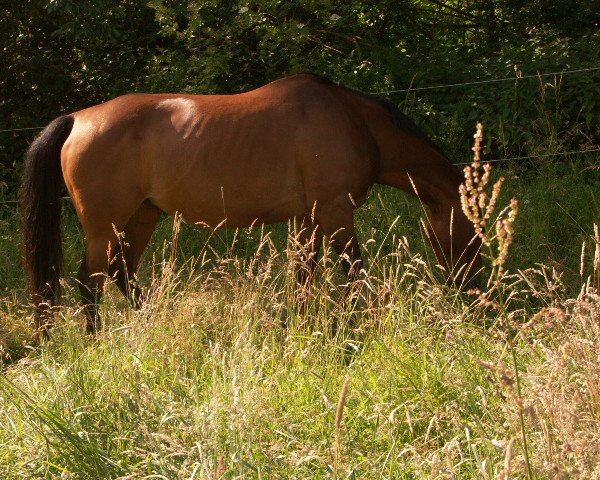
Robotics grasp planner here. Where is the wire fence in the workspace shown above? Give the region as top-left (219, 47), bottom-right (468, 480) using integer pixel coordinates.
top-left (454, 147), bottom-right (600, 166)
top-left (376, 66), bottom-right (600, 95)
top-left (0, 126), bottom-right (45, 133)
top-left (0, 196), bottom-right (71, 206)
top-left (1, 146), bottom-right (597, 206)
top-left (1, 65), bottom-right (598, 205)
top-left (1, 66), bottom-right (599, 135)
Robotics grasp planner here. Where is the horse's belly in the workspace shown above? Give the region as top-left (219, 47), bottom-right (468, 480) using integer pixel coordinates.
top-left (146, 127), bottom-right (309, 227)
top-left (151, 181), bottom-right (308, 228)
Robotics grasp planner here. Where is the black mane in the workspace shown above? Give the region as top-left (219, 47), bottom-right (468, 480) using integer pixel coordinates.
top-left (297, 73), bottom-right (447, 159)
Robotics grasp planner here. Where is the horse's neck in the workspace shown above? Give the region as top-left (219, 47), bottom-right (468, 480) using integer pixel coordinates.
top-left (375, 129), bottom-right (462, 210)
top-left (334, 87), bottom-right (462, 208)
top-left (344, 95), bottom-right (480, 275)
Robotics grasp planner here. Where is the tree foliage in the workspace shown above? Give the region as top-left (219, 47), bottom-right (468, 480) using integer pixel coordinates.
top-left (1, 0), bottom-right (598, 194)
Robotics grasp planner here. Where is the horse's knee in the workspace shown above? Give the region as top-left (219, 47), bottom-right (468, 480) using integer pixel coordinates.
top-left (78, 239), bottom-right (112, 333)
top-left (77, 263), bottom-right (103, 334)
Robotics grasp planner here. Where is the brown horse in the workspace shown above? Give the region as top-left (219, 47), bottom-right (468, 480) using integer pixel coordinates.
top-left (21, 74), bottom-right (481, 338)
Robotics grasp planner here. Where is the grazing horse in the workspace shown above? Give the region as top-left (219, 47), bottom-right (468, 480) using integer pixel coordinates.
top-left (21, 74), bottom-right (481, 338)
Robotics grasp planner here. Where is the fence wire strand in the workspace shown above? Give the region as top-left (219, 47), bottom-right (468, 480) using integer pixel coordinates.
top-left (1, 148), bottom-right (597, 206)
top-left (455, 147), bottom-right (600, 166)
top-left (0, 126), bottom-right (45, 133)
top-left (376, 66), bottom-right (600, 94)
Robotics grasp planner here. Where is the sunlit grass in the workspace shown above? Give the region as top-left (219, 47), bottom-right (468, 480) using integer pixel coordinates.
top-left (0, 161), bottom-right (599, 478)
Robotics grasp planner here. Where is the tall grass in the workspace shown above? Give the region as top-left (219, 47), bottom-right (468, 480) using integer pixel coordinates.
top-left (0, 152), bottom-right (599, 478)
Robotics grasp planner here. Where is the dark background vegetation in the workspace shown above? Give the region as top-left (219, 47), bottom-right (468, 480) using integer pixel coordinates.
top-left (1, 0), bottom-right (599, 197)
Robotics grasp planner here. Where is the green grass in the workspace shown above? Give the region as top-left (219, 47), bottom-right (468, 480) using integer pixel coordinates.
top-left (0, 161), bottom-right (599, 478)
top-left (0, 271), bottom-right (507, 478)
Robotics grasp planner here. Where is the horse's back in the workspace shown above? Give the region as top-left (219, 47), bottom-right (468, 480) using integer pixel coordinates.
top-left (61, 75), bottom-right (378, 228)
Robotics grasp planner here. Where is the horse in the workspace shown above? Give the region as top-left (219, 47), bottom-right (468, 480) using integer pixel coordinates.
top-left (21, 73), bottom-right (481, 339)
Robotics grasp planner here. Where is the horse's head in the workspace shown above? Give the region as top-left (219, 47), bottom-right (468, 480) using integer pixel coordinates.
top-left (426, 203), bottom-right (483, 289)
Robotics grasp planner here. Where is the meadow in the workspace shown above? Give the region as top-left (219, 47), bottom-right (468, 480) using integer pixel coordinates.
top-left (2, 1), bottom-right (598, 477)
top-left (0, 158), bottom-right (598, 479)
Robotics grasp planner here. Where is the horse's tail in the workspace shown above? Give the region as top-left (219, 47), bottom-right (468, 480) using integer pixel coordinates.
top-left (20, 115), bottom-right (74, 319)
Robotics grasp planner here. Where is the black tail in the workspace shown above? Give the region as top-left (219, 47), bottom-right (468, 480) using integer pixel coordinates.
top-left (20, 115), bottom-right (74, 325)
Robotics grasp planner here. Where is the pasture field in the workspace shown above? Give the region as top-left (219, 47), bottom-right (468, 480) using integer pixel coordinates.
top-left (0, 160), bottom-right (598, 479)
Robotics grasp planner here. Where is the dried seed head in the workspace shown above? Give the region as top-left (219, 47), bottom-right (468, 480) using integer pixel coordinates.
top-left (335, 377), bottom-right (351, 432)
top-left (460, 122), bottom-right (520, 279)
top-left (472, 122), bottom-right (484, 162)
top-left (580, 241), bottom-right (586, 277)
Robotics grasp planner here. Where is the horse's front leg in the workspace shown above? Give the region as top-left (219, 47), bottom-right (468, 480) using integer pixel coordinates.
top-left (314, 198), bottom-right (365, 330)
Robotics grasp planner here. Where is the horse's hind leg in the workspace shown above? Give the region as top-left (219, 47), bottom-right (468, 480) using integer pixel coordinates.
top-left (77, 201), bottom-right (159, 334)
top-left (77, 232), bottom-right (115, 334)
top-left (108, 201), bottom-right (161, 308)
